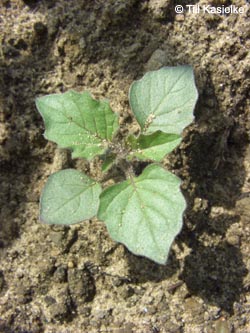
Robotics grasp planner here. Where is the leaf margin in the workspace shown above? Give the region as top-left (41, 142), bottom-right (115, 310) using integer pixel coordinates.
top-left (36, 90), bottom-right (119, 160)
top-left (98, 164), bottom-right (186, 264)
top-left (40, 168), bottom-right (102, 225)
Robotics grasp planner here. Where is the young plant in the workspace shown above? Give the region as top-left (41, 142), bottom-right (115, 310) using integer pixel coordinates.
top-left (36, 66), bottom-right (198, 264)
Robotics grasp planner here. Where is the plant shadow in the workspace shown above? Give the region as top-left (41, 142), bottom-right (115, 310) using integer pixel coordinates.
top-left (125, 249), bottom-right (180, 283)
top-left (180, 242), bottom-right (247, 314)
top-left (175, 75), bottom-right (249, 313)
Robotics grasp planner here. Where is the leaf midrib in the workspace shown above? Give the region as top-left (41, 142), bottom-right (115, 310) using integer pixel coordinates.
top-left (46, 183), bottom-right (98, 217)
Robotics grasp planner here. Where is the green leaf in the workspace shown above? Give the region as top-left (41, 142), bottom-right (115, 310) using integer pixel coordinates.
top-left (40, 169), bottom-right (102, 225)
top-left (129, 66), bottom-right (198, 134)
top-left (100, 153), bottom-right (116, 172)
top-left (127, 131), bottom-right (181, 162)
top-left (36, 91), bottom-right (119, 160)
top-left (98, 164), bottom-right (186, 264)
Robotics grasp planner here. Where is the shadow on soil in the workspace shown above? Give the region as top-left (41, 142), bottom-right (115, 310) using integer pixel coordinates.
top-left (0, 3), bottom-right (54, 247)
top-left (126, 249), bottom-right (180, 283)
top-left (178, 78), bottom-right (249, 314)
top-left (180, 241), bottom-right (247, 314)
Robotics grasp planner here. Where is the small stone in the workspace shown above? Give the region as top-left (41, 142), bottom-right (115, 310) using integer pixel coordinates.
top-left (176, 14), bottom-right (185, 22)
top-left (145, 305), bottom-right (157, 315)
top-left (144, 49), bottom-right (167, 71)
top-left (50, 231), bottom-right (65, 245)
top-left (79, 37), bottom-right (86, 49)
top-left (94, 309), bottom-right (109, 320)
top-left (184, 297), bottom-right (203, 317)
top-left (120, 286), bottom-right (134, 299)
top-left (53, 266), bottom-right (67, 283)
top-left (68, 267), bottom-right (96, 305)
top-left (44, 295), bottom-right (56, 306)
top-left (226, 234), bottom-right (240, 246)
top-left (16, 269), bottom-right (24, 279)
top-left (42, 285), bottom-right (71, 323)
top-left (67, 261), bottom-right (75, 269)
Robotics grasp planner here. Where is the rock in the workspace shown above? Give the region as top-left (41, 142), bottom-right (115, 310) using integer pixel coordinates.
top-left (50, 230), bottom-right (65, 246)
top-left (144, 49), bottom-right (167, 71)
top-left (53, 266), bottom-right (67, 283)
top-left (42, 284), bottom-right (72, 323)
top-left (176, 14), bottom-right (185, 22)
top-left (184, 297), bottom-right (204, 325)
top-left (68, 267), bottom-right (96, 306)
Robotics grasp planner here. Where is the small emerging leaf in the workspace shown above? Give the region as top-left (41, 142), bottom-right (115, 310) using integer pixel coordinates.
top-left (101, 154), bottom-right (116, 172)
top-left (40, 169), bottom-right (102, 225)
top-left (127, 131), bottom-right (181, 162)
top-left (129, 66), bottom-right (198, 134)
top-left (36, 91), bottom-right (119, 160)
top-left (98, 164), bottom-right (186, 264)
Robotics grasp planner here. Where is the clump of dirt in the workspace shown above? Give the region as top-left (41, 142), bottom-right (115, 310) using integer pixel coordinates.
top-left (0, 0), bottom-right (250, 332)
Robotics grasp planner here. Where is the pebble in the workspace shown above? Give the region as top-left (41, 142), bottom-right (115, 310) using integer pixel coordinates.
top-left (53, 266), bottom-right (67, 283)
top-left (67, 261), bottom-right (75, 269)
top-left (50, 231), bottom-right (65, 245)
top-left (226, 234), bottom-right (240, 246)
top-left (176, 14), bottom-right (185, 22)
top-left (144, 49), bottom-right (167, 71)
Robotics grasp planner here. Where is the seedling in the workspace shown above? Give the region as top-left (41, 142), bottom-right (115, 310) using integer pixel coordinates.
top-left (36, 66), bottom-right (198, 264)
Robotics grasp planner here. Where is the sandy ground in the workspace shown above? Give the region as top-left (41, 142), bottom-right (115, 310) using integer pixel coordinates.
top-left (0, 0), bottom-right (250, 332)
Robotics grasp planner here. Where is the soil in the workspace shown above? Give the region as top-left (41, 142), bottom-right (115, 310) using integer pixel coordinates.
top-left (0, 0), bottom-right (250, 332)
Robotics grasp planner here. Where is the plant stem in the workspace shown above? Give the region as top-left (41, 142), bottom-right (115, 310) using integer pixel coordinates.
top-left (117, 158), bottom-right (135, 180)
